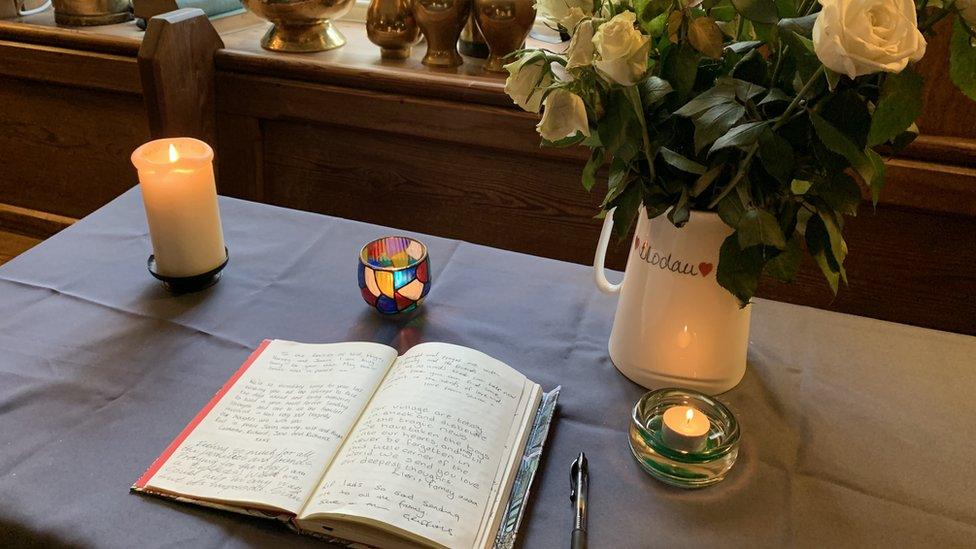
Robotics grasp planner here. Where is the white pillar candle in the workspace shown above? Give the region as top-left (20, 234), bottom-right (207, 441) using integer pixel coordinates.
top-left (661, 405), bottom-right (710, 452)
top-left (131, 138), bottom-right (226, 278)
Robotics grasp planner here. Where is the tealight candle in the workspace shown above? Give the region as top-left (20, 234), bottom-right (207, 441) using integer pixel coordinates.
top-left (661, 405), bottom-right (710, 452)
top-left (131, 138), bottom-right (226, 278)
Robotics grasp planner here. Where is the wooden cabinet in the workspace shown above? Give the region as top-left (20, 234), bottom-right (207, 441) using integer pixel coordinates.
top-left (0, 11), bottom-right (973, 334)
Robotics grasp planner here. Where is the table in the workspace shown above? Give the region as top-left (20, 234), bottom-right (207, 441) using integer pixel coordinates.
top-left (1, 188), bottom-right (974, 548)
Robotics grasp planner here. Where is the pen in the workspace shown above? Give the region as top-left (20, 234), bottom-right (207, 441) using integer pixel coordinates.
top-left (570, 451), bottom-right (588, 549)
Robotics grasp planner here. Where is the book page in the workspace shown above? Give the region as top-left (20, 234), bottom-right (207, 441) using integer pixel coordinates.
top-left (141, 340), bottom-right (398, 514)
top-left (299, 342), bottom-right (536, 549)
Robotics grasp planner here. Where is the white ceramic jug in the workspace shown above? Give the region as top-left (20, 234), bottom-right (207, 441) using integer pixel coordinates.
top-left (594, 208), bottom-right (750, 394)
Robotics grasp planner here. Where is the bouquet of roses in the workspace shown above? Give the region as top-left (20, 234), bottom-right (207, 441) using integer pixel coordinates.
top-left (505, 0), bottom-right (976, 304)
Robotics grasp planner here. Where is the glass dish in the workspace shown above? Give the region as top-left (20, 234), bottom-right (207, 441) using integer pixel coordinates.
top-left (629, 388), bottom-right (740, 488)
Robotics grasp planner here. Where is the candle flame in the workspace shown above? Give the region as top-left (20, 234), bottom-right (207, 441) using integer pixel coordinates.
top-left (685, 408), bottom-right (694, 423)
top-left (168, 144), bottom-right (179, 163)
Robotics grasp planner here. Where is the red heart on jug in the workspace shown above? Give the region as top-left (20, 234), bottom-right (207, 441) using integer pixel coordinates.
top-left (698, 262), bottom-right (713, 277)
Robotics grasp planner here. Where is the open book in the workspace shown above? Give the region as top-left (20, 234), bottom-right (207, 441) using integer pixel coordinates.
top-left (133, 340), bottom-right (556, 549)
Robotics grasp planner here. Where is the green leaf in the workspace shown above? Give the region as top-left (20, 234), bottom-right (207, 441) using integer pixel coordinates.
top-left (582, 148), bottom-right (605, 192)
top-left (660, 147), bottom-right (707, 174)
top-left (668, 188), bottom-right (691, 226)
top-left (757, 128), bottom-right (795, 184)
top-left (809, 112), bottom-right (884, 202)
top-left (732, 49), bottom-right (769, 86)
top-left (781, 31), bottom-right (820, 81)
top-left (692, 164), bottom-right (725, 197)
top-left (726, 40), bottom-right (764, 54)
top-left (730, 77), bottom-right (766, 101)
top-left (867, 69), bottom-right (924, 147)
top-left (709, 120), bottom-right (773, 154)
top-left (639, 76), bottom-right (674, 107)
top-left (820, 89), bottom-right (872, 149)
top-left (610, 179), bottom-right (642, 239)
top-left (825, 68), bottom-right (842, 91)
top-left (598, 90), bottom-right (642, 162)
top-left (950, 17), bottom-right (976, 101)
top-left (890, 122), bottom-right (919, 152)
top-left (804, 214), bottom-right (841, 294)
top-left (731, 0), bottom-right (778, 24)
top-left (643, 186), bottom-right (674, 217)
top-left (737, 207), bottom-right (787, 249)
top-left (674, 84), bottom-right (736, 117)
top-left (635, 0), bottom-right (672, 27)
top-left (716, 233), bottom-right (765, 306)
top-left (817, 208), bottom-right (848, 279)
top-left (759, 87), bottom-right (791, 105)
top-left (865, 148), bottom-right (886, 205)
top-left (791, 179), bottom-right (812, 194)
top-left (764, 236), bottom-right (802, 282)
top-left (663, 43), bottom-right (702, 101)
top-left (716, 191), bottom-right (746, 227)
top-left (693, 102), bottom-right (746, 153)
top-left (776, 13), bottom-right (817, 36)
top-left (813, 172), bottom-right (861, 216)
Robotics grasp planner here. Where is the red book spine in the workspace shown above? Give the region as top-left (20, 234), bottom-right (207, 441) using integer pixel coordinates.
top-left (133, 339), bottom-right (272, 489)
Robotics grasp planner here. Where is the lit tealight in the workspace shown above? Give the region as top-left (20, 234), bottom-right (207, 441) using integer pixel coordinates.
top-left (661, 405), bottom-right (710, 452)
top-left (168, 143), bottom-right (179, 163)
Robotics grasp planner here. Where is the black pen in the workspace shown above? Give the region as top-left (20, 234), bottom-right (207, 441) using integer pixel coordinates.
top-left (570, 452), bottom-right (588, 549)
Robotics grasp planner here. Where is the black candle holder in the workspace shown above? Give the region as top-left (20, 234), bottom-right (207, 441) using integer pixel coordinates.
top-left (147, 248), bottom-right (228, 293)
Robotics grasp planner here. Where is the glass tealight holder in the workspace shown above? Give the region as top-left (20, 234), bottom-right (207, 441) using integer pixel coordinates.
top-left (629, 388), bottom-right (740, 489)
top-left (358, 236), bottom-right (430, 315)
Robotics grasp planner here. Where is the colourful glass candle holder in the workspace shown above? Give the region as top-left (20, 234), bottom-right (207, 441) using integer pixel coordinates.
top-left (358, 236), bottom-right (430, 315)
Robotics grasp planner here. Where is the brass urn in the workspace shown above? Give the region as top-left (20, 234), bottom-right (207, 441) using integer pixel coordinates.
top-left (366, 0), bottom-right (420, 60)
top-left (473, 0), bottom-right (535, 72)
top-left (412, 0), bottom-right (471, 68)
top-left (52, 0), bottom-right (132, 26)
top-left (242, 0), bottom-right (356, 52)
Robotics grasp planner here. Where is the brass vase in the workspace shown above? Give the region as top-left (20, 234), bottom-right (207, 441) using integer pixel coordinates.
top-left (473, 0), bottom-right (535, 72)
top-left (459, 11), bottom-right (488, 58)
top-left (242, 0), bottom-right (355, 52)
top-left (412, 0), bottom-right (471, 68)
top-left (366, 0), bottom-right (419, 60)
top-left (52, 0), bottom-right (133, 26)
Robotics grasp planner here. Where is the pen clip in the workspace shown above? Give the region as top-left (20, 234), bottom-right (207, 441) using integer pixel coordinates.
top-left (570, 457), bottom-right (580, 503)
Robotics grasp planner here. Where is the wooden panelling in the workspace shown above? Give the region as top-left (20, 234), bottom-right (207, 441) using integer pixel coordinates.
top-left (0, 229), bottom-right (40, 266)
top-left (260, 118), bottom-right (621, 266)
top-left (215, 72), bottom-right (575, 162)
top-left (0, 76), bottom-right (149, 218)
top-left (914, 18), bottom-right (976, 140)
top-left (0, 39), bottom-right (141, 94)
top-left (215, 113), bottom-right (265, 200)
top-left (0, 202), bottom-right (75, 239)
top-left (759, 205), bottom-right (976, 335)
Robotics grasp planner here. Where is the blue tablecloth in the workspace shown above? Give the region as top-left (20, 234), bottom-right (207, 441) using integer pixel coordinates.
top-left (1, 188), bottom-right (974, 547)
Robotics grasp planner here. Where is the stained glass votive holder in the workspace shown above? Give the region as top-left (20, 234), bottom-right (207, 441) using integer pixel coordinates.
top-left (358, 236), bottom-right (430, 315)
top-left (629, 388), bottom-right (740, 489)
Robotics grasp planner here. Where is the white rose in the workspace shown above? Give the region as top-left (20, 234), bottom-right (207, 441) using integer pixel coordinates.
top-left (566, 19), bottom-right (595, 69)
top-left (592, 11), bottom-right (651, 86)
top-left (812, 0), bottom-right (927, 78)
top-left (537, 89), bottom-right (590, 141)
top-left (959, 0), bottom-right (976, 28)
top-left (535, 0), bottom-right (593, 28)
top-left (504, 55), bottom-right (553, 113)
top-left (560, 6), bottom-right (588, 36)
